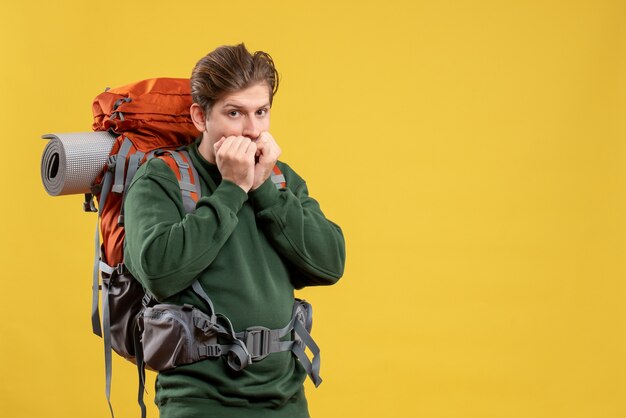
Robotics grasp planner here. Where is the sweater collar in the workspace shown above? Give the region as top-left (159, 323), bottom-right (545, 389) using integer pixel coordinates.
top-left (189, 138), bottom-right (221, 192)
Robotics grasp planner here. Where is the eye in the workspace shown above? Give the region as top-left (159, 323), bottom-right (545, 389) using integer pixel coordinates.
top-left (256, 108), bottom-right (268, 117)
top-left (228, 110), bottom-right (240, 117)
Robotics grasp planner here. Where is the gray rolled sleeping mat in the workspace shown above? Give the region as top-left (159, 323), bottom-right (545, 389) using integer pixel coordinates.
top-left (41, 132), bottom-right (116, 196)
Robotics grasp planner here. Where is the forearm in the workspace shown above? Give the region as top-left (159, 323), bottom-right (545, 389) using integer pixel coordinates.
top-left (249, 175), bottom-right (346, 286)
top-left (124, 163), bottom-right (247, 300)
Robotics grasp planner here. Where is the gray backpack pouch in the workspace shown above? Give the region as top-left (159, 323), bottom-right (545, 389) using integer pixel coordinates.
top-left (139, 303), bottom-right (219, 371)
top-left (102, 271), bottom-right (145, 361)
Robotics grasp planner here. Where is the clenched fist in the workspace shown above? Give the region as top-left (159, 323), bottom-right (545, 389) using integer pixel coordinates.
top-left (214, 136), bottom-right (257, 192)
top-left (252, 132), bottom-right (282, 190)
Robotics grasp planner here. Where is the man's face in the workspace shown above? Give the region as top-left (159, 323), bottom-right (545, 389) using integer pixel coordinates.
top-left (204, 82), bottom-right (271, 148)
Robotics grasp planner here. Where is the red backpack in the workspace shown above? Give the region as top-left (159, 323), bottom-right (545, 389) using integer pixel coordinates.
top-left (89, 78), bottom-right (199, 417)
top-left (91, 78), bottom-right (198, 268)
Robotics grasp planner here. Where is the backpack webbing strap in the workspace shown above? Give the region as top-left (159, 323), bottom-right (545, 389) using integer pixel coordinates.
top-left (99, 261), bottom-right (115, 275)
top-left (91, 168), bottom-right (114, 337)
top-left (181, 150), bottom-right (203, 201)
top-left (124, 151), bottom-right (145, 192)
top-left (118, 150), bottom-right (146, 226)
top-left (191, 281), bottom-right (216, 321)
top-left (230, 300), bottom-right (322, 386)
top-left (291, 318), bottom-right (322, 387)
top-left (271, 165), bottom-right (286, 189)
top-left (191, 317), bottom-right (254, 370)
top-left (90, 161), bottom-right (118, 417)
top-left (112, 137), bottom-right (133, 193)
top-left (238, 327), bottom-right (294, 360)
top-left (102, 270), bottom-right (115, 417)
top-left (187, 283), bottom-right (256, 371)
top-left (165, 150), bottom-right (200, 213)
top-left (91, 224), bottom-right (103, 337)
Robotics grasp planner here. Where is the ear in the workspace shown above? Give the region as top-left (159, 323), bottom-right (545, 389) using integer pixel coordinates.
top-left (190, 103), bottom-right (207, 132)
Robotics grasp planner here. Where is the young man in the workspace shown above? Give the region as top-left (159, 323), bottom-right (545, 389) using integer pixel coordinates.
top-left (123, 44), bottom-right (345, 417)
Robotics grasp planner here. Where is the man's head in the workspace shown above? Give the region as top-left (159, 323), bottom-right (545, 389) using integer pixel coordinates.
top-left (190, 44), bottom-right (279, 161)
top-left (190, 43), bottom-right (279, 114)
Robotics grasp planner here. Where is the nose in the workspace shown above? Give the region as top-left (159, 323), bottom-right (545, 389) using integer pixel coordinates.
top-left (242, 116), bottom-right (261, 140)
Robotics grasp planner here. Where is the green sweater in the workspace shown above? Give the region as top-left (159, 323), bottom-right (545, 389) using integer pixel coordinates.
top-left (123, 141), bottom-right (345, 417)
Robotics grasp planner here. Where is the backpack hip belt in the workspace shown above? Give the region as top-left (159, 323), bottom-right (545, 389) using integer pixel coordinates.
top-left (137, 281), bottom-right (321, 387)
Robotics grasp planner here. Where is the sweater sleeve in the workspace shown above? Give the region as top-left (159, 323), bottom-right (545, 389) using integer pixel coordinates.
top-left (123, 158), bottom-right (248, 300)
top-left (247, 163), bottom-right (346, 288)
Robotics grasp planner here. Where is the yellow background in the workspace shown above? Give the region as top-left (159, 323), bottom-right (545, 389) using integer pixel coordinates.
top-left (1, 0), bottom-right (624, 417)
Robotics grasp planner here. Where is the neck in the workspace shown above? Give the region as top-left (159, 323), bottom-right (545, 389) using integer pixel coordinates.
top-left (198, 135), bottom-right (216, 164)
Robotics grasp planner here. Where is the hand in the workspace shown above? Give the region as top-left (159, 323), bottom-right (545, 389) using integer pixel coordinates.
top-left (214, 136), bottom-right (257, 192)
top-left (251, 132), bottom-right (282, 190)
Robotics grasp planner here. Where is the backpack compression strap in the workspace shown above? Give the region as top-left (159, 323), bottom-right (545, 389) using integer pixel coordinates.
top-left (117, 148), bottom-right (145, 226)
top-left (112, 137), bottom-right (133, 193)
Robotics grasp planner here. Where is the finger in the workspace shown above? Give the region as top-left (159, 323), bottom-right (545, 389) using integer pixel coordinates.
top-left (214, 136), bottom-right (226, 153)
top-left (239, 137), bottom-right (255, 156)
top-left (245, 141), bottom-right (258, 159)
top-left (259, 131), bottom-right (274, 144)
top-left (217, 136), bottom-right (235, 157)
top-left (234, 136), bottom-right (252, 156)
top-left (256, 133), bottom-right (267, 150)
top-left (255, 136), bottom-right (266, 156)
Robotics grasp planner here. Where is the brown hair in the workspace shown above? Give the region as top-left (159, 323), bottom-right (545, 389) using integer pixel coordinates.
top-left (190, 43), bottom-right (279, 115)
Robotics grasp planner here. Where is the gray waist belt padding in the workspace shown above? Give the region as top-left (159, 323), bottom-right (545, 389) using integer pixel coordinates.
top-left (41, 132), bottom-right (116, 196)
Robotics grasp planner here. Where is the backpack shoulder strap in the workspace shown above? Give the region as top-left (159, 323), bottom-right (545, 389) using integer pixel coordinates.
top-left (150, 151), bottom-right (284, 208)
top-left (271, 165), bottom-right (286, 189)
top-left (153, 149), bottom-right (201, 213)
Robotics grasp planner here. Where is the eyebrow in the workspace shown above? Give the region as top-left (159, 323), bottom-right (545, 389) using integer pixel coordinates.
top-left (223, 102), bottom-right (270, 110)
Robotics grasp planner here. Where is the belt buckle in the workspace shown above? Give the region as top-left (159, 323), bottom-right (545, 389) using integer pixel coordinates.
top-left (244, 326), bottom-right (271, 361)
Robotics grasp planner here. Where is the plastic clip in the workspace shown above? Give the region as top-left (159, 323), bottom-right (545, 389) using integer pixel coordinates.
top-left (107, 155), bottom-right (117, 172)
top-left (115, 264), bottom-right (124, 275)
top-left (142, 293), bottom-right (153, 307)
top-left (198, 345), bottom-right (222, 358)
top-left (193, 316), bottom-right (213, 333)
top-left (244, 326), bottom-right (271, 361)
